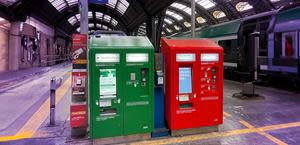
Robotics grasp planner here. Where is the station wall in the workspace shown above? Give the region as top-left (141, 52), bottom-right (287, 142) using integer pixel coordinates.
top-left (6, 17), bottom-right (69, 72)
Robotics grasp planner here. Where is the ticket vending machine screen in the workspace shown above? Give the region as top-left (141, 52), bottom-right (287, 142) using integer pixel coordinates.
top-left (179, 67), bottom-right (192, 94)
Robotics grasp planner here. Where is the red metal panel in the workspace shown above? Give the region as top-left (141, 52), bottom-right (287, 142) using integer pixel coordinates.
top-left (161, 38), bottom-right (224, 131)
top-left (70, 104), bottom-right (87, 128)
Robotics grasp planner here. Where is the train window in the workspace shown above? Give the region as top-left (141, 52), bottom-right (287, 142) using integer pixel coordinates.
top-left (218, 39), bottom-right (238, 62)
top-left (274, 31), bottom-right (297, 58)
top-left (283, 32), bottom-right (296, 57)
top-left (218, 39), bottom-right (238, 54)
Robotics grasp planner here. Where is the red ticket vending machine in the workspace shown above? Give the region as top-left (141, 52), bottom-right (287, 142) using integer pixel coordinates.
top-left (161, 38), bottom-right (224, 131)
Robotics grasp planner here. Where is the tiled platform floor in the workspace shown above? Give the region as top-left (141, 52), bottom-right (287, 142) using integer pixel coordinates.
top-left (1, 79), bottom-right (300, 145)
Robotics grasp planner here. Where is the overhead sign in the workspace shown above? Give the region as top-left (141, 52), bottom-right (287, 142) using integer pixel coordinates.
top-left (89, 0), bottom-right (108, 4)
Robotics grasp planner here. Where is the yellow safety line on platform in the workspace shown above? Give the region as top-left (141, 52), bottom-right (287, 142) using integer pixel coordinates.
top-left (0, 77), bottom-right (71, 142)
top-left (131, 121), bottom-right (300, 145)
top-left (0, 132), bottom-right (32, 142)
top-left (240, 120), bottom-right (287, 145)
top-left (223, 112), bottom-right (232, 117)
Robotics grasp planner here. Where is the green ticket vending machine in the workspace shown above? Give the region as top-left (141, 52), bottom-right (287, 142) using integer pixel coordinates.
top-left (88, 36), bottom-right (154, 139)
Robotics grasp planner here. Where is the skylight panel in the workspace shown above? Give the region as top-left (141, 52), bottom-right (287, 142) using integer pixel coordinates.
top-left (66, 0), bottom-right (78, 6)
top-left (88, 11), bottom-right (93, 19)
top-left (236, 2), bottom-right (253, 12)
top-left (68, 16), bottom-right (77, 25)
top-left (111, 19), bottom-right (118, 26)
top-left (48, 0), bottom-right (67, 11)
top-left (116, 0), bottom-right (129, 15)
top-left (103, 15), bottom-right (111, 22)
top-left (96, 24), bottom-right (102, 28)
top-left (196, 0), bottom-right (215, 9)
top-left (270, 0), bottom-right (280, 2)
top-left (166, 10), bottom-right (183, 21)
top-left (75, 14), bottom-right (80, 20)
top-left (102, 25), bottom-right (108, 30)
top-left (106, 0), bottom-right (117, 9)
top-left (89, 24), bottom-right (94, 28)
top-left (171, 3), bottom-right (195, 15)
top-left (95, 12), bottom-right (103, 19)
top-left (0, 0), bottom-right (18, 6)
top-left (164, 18), bottom-right (173, 25)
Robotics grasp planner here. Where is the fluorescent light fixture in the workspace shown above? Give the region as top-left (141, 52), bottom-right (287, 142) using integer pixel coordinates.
top-left (126, 53), bottom-right (149, 62)
top-left (213, 11), bottom-right (226, 19)
top-left (201, 53), bottom-right (219, 62)
top-left (96, 53), bottom-right (120, 63)
top-left (176, 53), bottom-right (196, 62)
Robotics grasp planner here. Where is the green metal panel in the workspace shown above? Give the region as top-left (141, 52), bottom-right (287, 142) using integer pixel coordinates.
top-left (89, 36), bottom-right (153, 48)
top-left (89, 36), bottom-right (154, 139)
top-left (197, 20), bottom-right (241, 38)
top-left (276, 7), bottom-right (300, 23)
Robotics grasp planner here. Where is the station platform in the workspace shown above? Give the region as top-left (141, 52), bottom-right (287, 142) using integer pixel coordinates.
top-left (0, 67), bottom-right (300, 144)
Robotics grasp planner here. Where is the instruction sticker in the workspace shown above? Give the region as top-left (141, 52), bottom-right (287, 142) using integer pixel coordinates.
top-left (100, 69), bottom-right (117, 97)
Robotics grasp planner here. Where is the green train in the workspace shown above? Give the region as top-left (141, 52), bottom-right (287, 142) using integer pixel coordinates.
top-left (173, 6), bottom-right (300, 84)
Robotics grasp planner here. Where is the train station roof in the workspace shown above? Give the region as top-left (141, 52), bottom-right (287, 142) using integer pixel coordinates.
top-left (0, 0), bottom-right (298, 36)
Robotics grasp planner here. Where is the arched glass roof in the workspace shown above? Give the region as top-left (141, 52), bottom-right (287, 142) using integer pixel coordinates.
top-left (48, 0), bottom-right (129, 16)
top-left (67, 12), bottom-right (118, 27)
top-left (161, 0), bottom-right (289, 36)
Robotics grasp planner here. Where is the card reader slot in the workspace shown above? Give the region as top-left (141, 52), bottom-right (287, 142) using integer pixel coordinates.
top-left (179, 103), bottom-right (193, 109)
top-left (100, 94), bottom-right (117, 99)
top-left (100, 108), bottom-right (117, 116)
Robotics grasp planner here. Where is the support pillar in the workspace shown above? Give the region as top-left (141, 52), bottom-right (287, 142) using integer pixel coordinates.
top-left (9, 22), bottom-right (21, 71)
top-left (191, 0), bottom-right (196, 38)
top-left (79, 0), bottom-right (88, 34)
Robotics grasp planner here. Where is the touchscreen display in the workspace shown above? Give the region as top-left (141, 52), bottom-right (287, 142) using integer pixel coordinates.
top-left (179, 67), bottom-right (192, 94)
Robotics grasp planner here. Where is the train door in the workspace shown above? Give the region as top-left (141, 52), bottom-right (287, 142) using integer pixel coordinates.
top-left (273, 31), bottom-right (298, 74)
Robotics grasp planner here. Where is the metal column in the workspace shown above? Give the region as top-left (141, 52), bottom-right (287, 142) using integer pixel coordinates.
top-left (252, 31), bottom-right (260, 81)
top-left (79, 0), bottom-right (88, 34)
top-left (146, 16), bottom-right (156, 48)
top-left (191, 0), bottom-right (196, 38)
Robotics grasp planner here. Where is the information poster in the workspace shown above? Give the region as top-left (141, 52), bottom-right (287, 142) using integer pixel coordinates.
top-left (179, 67), bottom-right (192, 94)
top-left (99, 69), bottom-right (117, 97)
top-left (72, 34), bottom-right (87, 65)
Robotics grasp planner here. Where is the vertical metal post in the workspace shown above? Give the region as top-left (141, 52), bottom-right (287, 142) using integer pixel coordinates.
top-left (79, 0), bottom-right (89, 34)
top-left (253, 32), bottom-right (260, 81)
top-left (50, 78), bottom-right (56, 126)
top-left (191, 0), bottom-right (196, 38)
